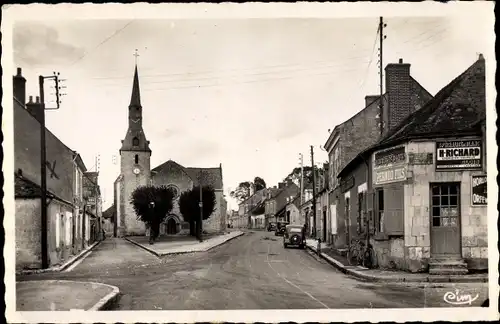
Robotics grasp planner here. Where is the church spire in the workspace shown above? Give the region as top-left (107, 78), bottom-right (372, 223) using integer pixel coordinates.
top-left (129, 64), bottom-right (141, 108)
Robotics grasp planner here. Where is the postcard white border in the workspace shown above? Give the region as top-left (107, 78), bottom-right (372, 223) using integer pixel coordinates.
top-left (2, 1), bottom-right (498, 323)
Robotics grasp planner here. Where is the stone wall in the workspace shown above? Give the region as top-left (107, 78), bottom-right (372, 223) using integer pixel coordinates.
top-left (405, 140), bottom-right (487, 271)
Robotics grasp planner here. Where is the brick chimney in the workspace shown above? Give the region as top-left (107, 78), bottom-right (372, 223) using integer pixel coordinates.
top-left (384, 58), bottom-right (412, 134)
top-left (278, 182), bottom-right (285, 189)
top-left (26, 95), bottom-right (43, 123)
top-left (364, 95), bottom-right (379, 108)
top-left (13, 67), bottom-right (26, 106)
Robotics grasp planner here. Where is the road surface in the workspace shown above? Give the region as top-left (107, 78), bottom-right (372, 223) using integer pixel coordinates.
top-left (16, 230), bottom-right (488, 310)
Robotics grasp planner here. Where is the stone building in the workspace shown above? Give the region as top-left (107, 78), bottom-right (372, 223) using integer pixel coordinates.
top-left (112, 65), bottom-right (226, 237)
top-left (338, 54), bottom-right (487, 273)
top-left (323, 58), bottom-right (433, 251)
top-left (13, 68), bottom-right (96, 270)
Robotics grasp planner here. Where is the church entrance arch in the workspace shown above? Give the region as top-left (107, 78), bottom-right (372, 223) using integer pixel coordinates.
top-left (164, 214), bottom-right (180, 235)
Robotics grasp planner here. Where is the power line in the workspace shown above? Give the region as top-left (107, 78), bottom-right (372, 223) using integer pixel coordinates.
top-left (95, 57), bottom-right (371, 89)
top-left (359, 24), bottom-right (380, 92)
top-left (67, 20), bottom-right (134, 68)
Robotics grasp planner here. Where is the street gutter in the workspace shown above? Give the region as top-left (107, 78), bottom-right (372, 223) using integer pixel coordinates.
top-left (17, 241), bottom-right (101, 275)
top-left (305, 243), bottom-right (488, 284)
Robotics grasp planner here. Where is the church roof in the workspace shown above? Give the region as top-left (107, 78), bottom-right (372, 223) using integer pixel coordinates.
top-left (152, 160), bottom-right (223, 189)
top-left (130, 65), bottom-right (141, 108)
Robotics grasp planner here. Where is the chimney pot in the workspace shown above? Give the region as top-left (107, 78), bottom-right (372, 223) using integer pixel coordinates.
top-left (17, 67), bottom-right (22, 76)
top-left (399, 58), bottom-right (403, 64)
top-left (28, 96), bottom-right (33, 103)
top-left (478, 53), bottom-right (484, 61)
top-left (36, 96), bottom-right (40, 103)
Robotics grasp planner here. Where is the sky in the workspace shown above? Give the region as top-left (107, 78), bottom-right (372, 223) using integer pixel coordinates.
top-left (10, 9), bottom-right (493, 211)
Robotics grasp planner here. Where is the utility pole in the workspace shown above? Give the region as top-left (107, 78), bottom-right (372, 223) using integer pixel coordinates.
top-left (299, 153), bottom-right (304, 206)
top-left (40, 72), bottom-right (63, 269)
top-left (378, 16), bottom-right (386, 137)
top-left (198, 170), bottom-right (204, 242)
top-left (310, 145), bottom-right (317, 238)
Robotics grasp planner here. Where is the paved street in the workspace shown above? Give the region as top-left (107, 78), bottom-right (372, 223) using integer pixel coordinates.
top-left (17, 231), bottom-right (488, 310)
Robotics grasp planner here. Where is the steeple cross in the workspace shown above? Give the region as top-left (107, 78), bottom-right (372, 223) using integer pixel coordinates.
top-left (133, 49), bottom-right (140, 65)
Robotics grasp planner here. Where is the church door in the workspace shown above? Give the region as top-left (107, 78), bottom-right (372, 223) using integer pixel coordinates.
top-left (166, 218), bottom-right (177, 235)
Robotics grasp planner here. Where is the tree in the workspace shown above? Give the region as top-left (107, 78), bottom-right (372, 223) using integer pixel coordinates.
top-left (230, 177), bottom-right (267, 203)
top-left (179, 185), bottom-right (217, 238)
top-left (253, 177), bottom-right (266, 191)
top-left (283, 165), bottom-right (326, 188)
top-left (130, 185), bottom-right (175, 244)
top-left (230, 181), bottom-right (252, 203)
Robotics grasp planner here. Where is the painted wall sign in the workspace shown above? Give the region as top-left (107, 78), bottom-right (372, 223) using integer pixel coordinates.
top-left (471, 175), bottom-right (487, 206)
top-left (436, 140), bottom-right (482, 170)
top-left (373, 146), bottom-right (408, 185)
top-left (340, 176), bottom-right (354, 193)
top-left (409, 152), bottom-right (434, 165)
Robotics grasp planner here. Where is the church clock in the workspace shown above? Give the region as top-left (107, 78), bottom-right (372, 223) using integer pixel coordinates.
top-left (133, 168), bottom-right (141, 175)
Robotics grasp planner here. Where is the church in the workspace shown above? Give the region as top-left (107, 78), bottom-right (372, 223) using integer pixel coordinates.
top-left (111, 64), bottom-right (227, 237)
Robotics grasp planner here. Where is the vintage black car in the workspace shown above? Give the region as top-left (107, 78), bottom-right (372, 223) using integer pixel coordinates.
top-left (274, 222), bottom-right (289, 236)
top-left (283, 224), bottom-right (306, 249)
top-left (267, 222), bottom-right (277, 232)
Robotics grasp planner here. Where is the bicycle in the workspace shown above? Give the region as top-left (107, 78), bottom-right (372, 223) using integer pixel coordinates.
top-left (347, 238), bottom-right (375, 268)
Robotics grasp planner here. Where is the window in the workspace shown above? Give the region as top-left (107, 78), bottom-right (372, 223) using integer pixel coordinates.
top-left (132, 137), bottom-right (139, 146)
top-left (431, 183), bottom-right (460, 227)
top-left (357, 192), bottom-right (365, 234)
top-left (376, 189), bottom-right (384, 232)
top-left (134, 154), bottom-right (139, 164)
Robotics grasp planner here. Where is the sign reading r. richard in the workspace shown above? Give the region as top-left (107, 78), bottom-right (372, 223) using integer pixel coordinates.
top-left (435, 140), bottom-right (482, 170)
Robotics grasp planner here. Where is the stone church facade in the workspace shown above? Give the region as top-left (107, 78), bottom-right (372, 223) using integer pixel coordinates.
top-left (113, 65), bottom-right (226, 237)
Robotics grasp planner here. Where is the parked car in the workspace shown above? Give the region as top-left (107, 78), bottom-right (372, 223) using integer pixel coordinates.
top-left (267, 222), bottom-right (277, 232)
top-left (274, 221), bottom-right (289, 236)
top-left (283, 224), bottom-right (306, 249)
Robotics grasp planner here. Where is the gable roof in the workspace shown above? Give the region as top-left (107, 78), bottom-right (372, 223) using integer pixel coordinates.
top-left (15, 173), bottom-right (57, 199)
top-left (338, 55), bottom-right (486, 179)
top-left (102, 204), bottom-right (115, 219)
top-left (152, 159), bottom-right (223, 189)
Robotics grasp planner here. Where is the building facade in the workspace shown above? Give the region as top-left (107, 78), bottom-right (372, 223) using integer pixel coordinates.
top-left (113, 65), bottom-right (226, 237)
top-left (14, 68), bottom-right (95, 270)
top-left (338, 55), bottom-right (487, 273)
top-left (324, 58), bottom-right (433, 252)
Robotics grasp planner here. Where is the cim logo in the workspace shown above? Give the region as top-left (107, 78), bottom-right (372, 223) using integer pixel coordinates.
top-left (443, 289), bottom-right (479, 306)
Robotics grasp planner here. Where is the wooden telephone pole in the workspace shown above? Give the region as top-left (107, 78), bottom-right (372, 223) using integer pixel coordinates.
top-left (310, 145), bottom-right (317, 238)
top-left (40, 72), bottom-right (63, 269)
top-left (378, 16), bottom-right (386, 136)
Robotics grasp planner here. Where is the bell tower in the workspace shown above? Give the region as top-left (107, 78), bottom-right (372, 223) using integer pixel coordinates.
top-left (118, 62), bottom-right (152, 236)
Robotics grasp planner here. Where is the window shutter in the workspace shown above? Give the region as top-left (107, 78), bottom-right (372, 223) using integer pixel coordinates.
top-left (384, 184), bottom-right (404, 235)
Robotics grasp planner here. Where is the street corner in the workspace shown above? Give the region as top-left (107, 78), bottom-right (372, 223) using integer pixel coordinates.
top-left (421, 282), bottom-right (489, 308)
top-left (16, 280), bottom-right (120, 311)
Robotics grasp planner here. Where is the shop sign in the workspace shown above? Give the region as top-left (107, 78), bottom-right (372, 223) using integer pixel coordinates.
top-left (340, 176), bottom-right (354, 193)
top-left (373, 146), bottom-right (408, 185)
top-left (436, 140), bottom-right (482, 170)
top-left (409, 152), bottom-right (434, 165)
top-left (471, 175), bottom-right (487, 206)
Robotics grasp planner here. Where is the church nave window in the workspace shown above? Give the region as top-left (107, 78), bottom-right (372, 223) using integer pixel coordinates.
top-left (132, 137), bottom-right (139, 146)
top-left (135, 154), bottom-right (139, 164)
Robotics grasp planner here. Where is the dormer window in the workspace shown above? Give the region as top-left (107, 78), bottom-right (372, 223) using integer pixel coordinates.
top-left (132, 137), bottom-right (139, 146)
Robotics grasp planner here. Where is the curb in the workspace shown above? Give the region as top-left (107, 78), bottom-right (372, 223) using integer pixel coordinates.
top-left (17, 280), bottom-right (120, 311)
top-left (17, 241), bottom-right (101, 275)
top-left (88, 282), bottom-right (121, 311)
top-left (125, 231), bottom-right (245, 257)
top-left (305, 244), bottom-right (488, 284)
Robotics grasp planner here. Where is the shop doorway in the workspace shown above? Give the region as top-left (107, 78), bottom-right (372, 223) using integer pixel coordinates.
top-left (322, 208), bottom-right (327, 241)
top-left (430, 182), bottom-right (461, 257)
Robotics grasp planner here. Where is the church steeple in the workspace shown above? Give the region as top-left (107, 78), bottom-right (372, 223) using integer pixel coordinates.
top-left (120, 63), bottom-right (151, 153)
top-left (129, 65), bottom-right (141, 108)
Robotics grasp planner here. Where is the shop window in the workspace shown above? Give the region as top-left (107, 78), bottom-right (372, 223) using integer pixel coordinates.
top-left (376, 189), bottom-right (384, 233)
top-left (431, 183), bottom-right (460, 227)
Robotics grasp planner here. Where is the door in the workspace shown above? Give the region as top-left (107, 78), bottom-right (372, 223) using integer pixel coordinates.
top-left (430, 183), bottom-right (461, 257)
top-left (166, 218), bottom-right (177, 234)
top-left (323, 209), bottom-right (327, 241)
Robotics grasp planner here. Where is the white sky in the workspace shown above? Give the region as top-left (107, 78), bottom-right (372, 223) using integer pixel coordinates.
top-left (9, 6), bottom-right (493, 212)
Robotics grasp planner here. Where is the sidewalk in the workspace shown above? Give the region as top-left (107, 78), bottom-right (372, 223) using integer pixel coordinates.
top-left (125, 230), bottom-right (244, 257)
top-left (16, 280), bottom-right (120, 311)
top-left (17, 241), bottom-right (101, 275)
top-left (305, 239), bottom-right (488, 283)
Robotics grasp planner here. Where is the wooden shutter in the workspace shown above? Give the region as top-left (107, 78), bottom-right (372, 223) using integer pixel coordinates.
top-left (383, 184), bottom-right (404, 235)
